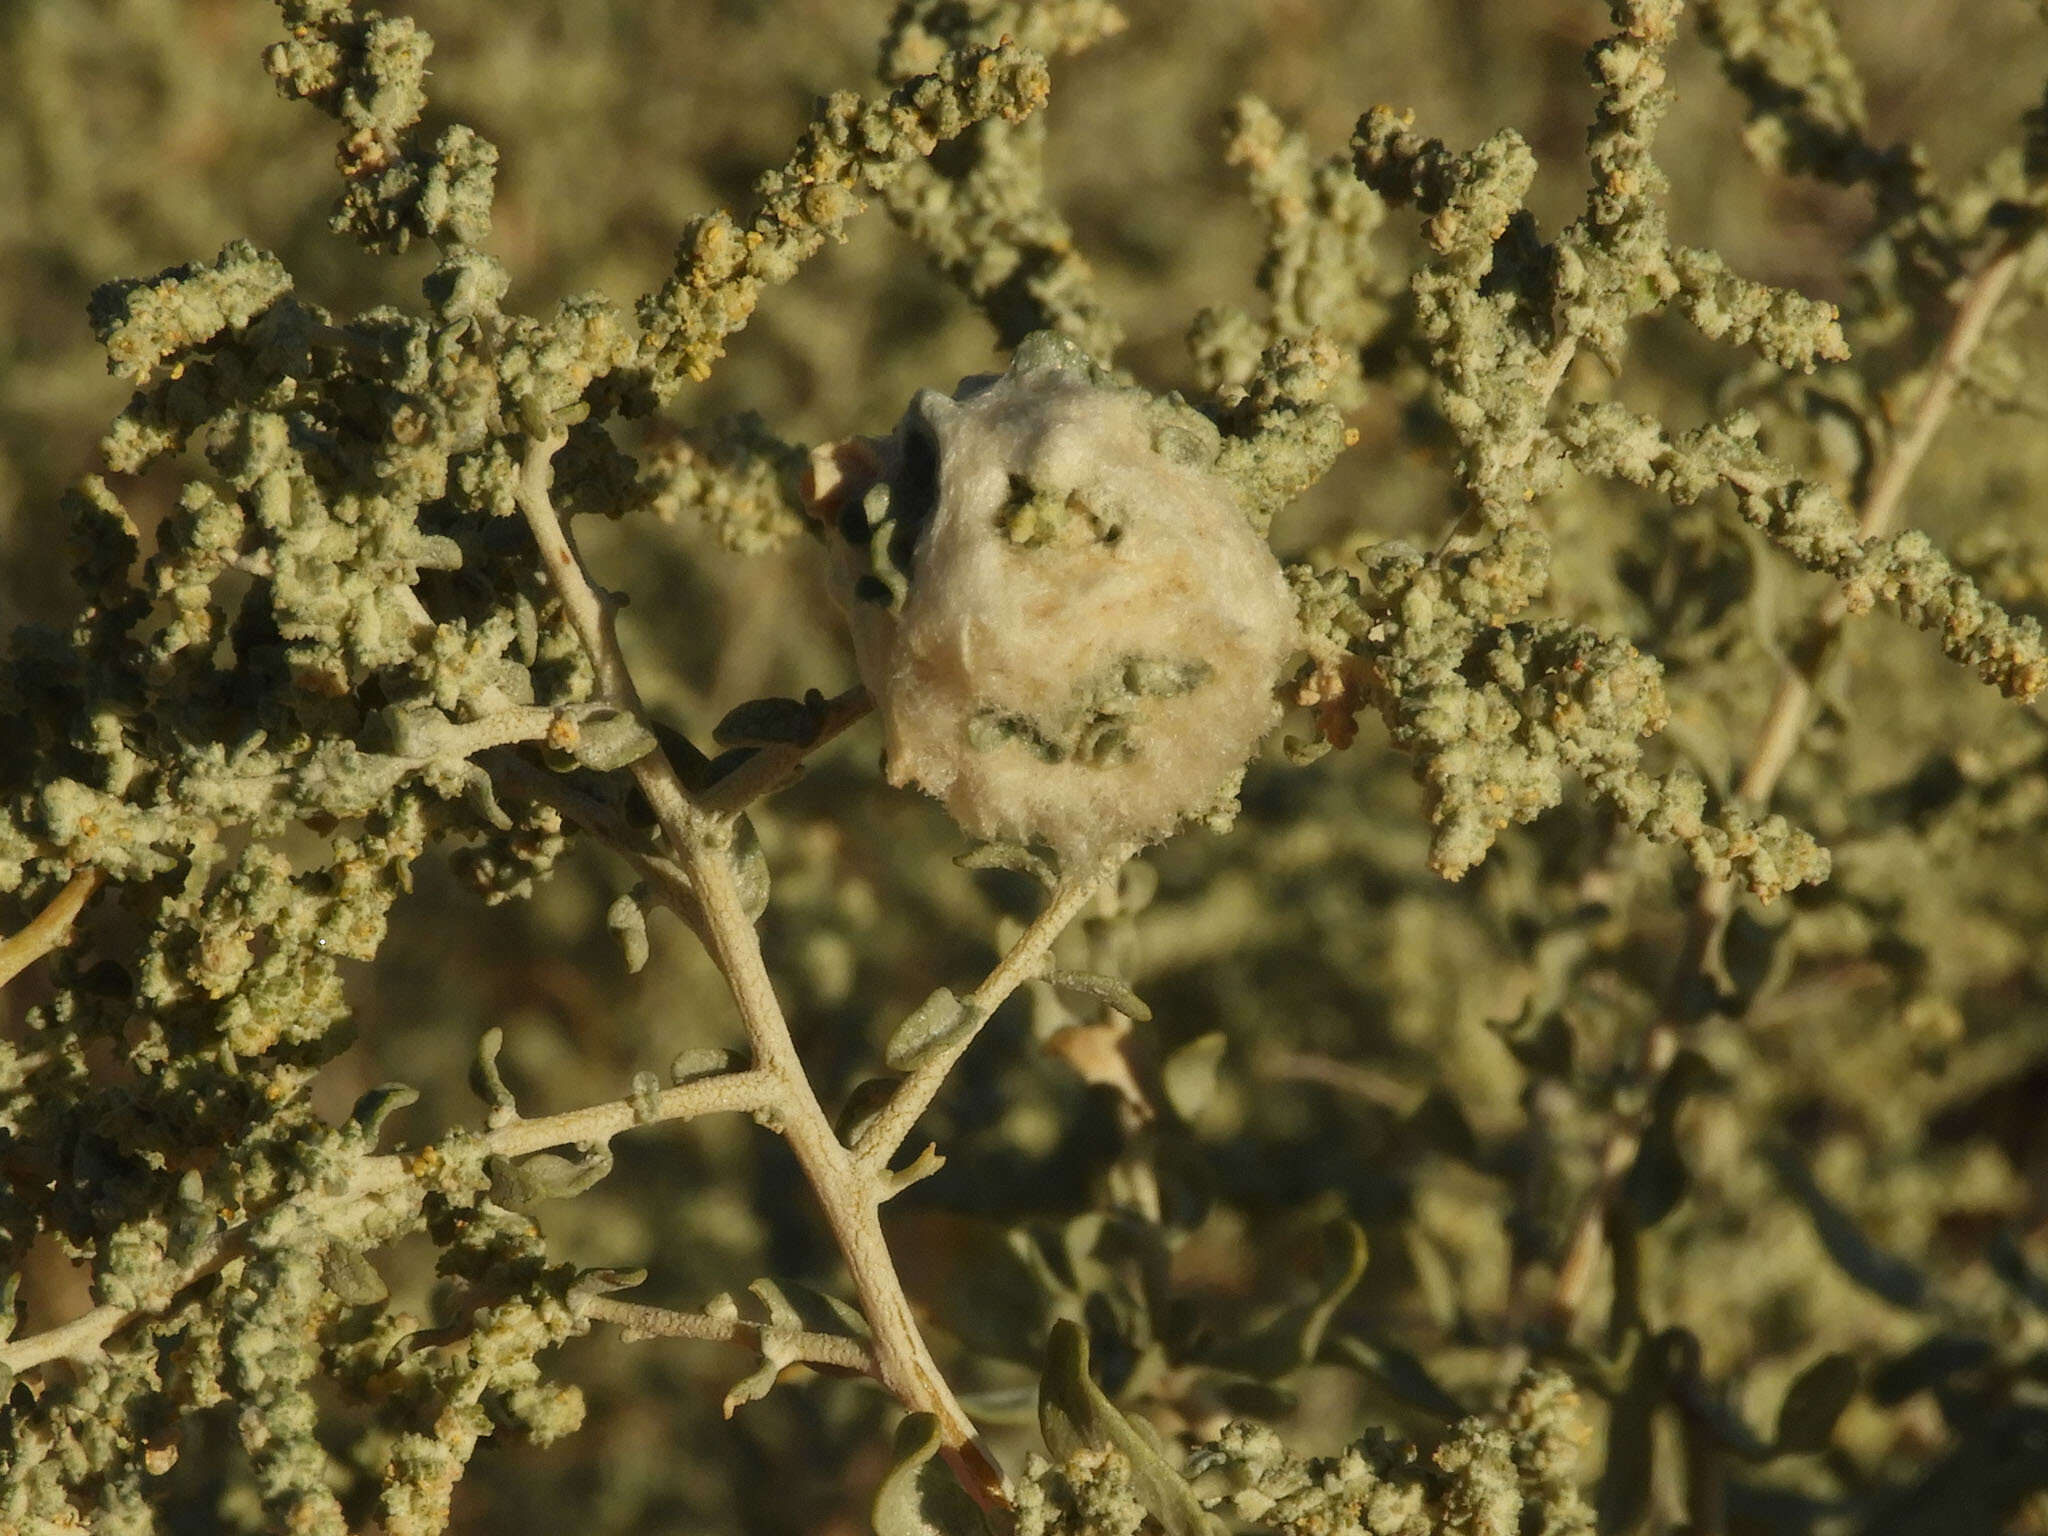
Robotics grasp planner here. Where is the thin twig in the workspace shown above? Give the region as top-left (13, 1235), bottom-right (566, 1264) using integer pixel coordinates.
top-left (1858, 248), bottom-right (2027, 544)
top-left (699, 687), bottom-right (875, 814)
top-left (1730, 238), bottom-right (2027, 819)
top-left (0, 1068), bottom-right (775, 1375)
top-left (853, 847), bottom-right (1132, 1175)
top-left (679, 792), bottom-right (1006, 1494)
top-left (0, 869), bottom-right (104, 990)
top-left (0, 1234), bottom-right (223, 1374)
top-left (482, 749), bottom-right (703, 929)
top-left (468, 1067), bottom-right (777, 1161)
top-left (1545, 237), bottom-right (2027, 1332)
top-left (515, 434), bottom-right (715, 864)
top-left (585, 1295), bottom-right (876, 1377)
top-left (1258, 1047), bottom-right (1427, 1113)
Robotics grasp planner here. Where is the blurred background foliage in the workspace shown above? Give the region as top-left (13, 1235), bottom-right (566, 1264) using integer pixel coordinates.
top-left (5, 1), bottom-right (2048, 1532)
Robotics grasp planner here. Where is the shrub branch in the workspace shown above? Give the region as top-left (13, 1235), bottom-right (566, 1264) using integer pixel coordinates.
top-left (1546, 231), bottom-right (2034, 1333)
top-left (512, 434), bottom-right (1014, 1504)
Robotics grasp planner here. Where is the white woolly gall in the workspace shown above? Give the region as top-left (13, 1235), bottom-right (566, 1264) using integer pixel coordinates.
top-left (807, 335), bottom-right (1298, 863)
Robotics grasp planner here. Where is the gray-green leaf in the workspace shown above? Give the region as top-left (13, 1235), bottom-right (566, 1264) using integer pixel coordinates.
top-left (1208, 1220), bottom-right (1367, 1380)
top-left (1162, 1032), bottom-right (1227, 1122)
top-left (571, 708), bottom-right (659, 772)
top-left (1042, 969), bottom-right (1152, 1023)
top-left (1039, 1320), bottom-right (1220, 1536)
top-left (872, 1413), bottom-right (992, 1536)
top-left (886, 988), bottom-right (980, 1072)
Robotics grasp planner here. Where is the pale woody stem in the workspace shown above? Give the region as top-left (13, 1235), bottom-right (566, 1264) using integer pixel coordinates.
top-left (0, 867), bottom-right (104, 990)
top-left (1546, 237), bottom-right (2027, 1332)
top-left (700, 686), bottom-right (875, 814)
top-left (0, 1068), bottom-right (778, 1375)
top-left (515, 435), bottom-right (1012, 1499)
top-left (4, 433), bottom-right (1093, 1509)
top-left (854, 849), bottom-right (1131, 1173)
top-left (585, 1296), bottom-right (875, 1376)
top-left (1726, 239), bottom-right (2025, 825)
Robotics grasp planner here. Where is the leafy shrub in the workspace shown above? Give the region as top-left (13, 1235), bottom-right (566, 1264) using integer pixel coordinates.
top-left (4, 2), bottom-right (2048, 1532)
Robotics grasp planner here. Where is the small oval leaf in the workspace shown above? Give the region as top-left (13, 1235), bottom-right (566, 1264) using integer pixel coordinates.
top-left (886, 988), bottom-right (979, 1072)
top-left (873, 1413), bottom-right (992, 1536)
